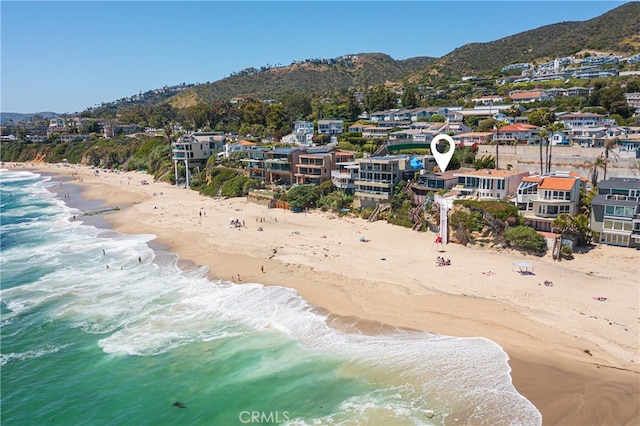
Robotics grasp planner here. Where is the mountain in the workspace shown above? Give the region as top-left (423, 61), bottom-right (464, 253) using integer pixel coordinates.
top-left (164, 3), bottom-right (639, 109)
top-left (72, 2), bottom-right (634, 113)
top-left (412, 1), bottom-right (640, 79)
top-left (167, 53), bottom-right (435, 108)
top-left (1, 112), bottom-right (58, 124)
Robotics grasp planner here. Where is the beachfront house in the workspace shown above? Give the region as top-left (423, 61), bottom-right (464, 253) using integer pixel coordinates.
top-left (452, 169), bottom-right (530, 200)
top-left (410, 169), bottom-right (471, 205)
top-left (331, 161), bottom-right (359, 195)
top-left (590, 177), bottom-right (640, 248)
top-left (241, 148), bottom-right (270, 181)
top-left (517, 172), bottom-right (587, 232)
top-left (172, 131), bottom-right (226, 187)
top-left (264, 148), bottom-right (303, 186)
top-left (354, 155), bottom-right (413, 209)
top-left (293, 148), bottom-right (356, 185)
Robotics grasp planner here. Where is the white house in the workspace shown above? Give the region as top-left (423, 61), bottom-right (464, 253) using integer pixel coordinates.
top-left (558, 112), bottom-right (605, 129)
top-left (452, 169), bottom-right (530, 200)
top-left (317, 119), bottom-right (344, 135)
top-left (293, 121), bottom-right (314, 144)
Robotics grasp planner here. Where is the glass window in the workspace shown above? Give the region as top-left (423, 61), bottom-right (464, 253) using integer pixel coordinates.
top-left (603, 220), bottom-right (613, 229)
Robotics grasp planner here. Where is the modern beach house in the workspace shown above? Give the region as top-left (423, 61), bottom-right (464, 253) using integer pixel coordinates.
top-left (172, 132), bottom-right (226, 187)
top-left (354, 155), bottom-right (414, 209)
top-left (451, 169), bottom-right (530, 200)
top-left (516, 171), bottom-right (587, 232)
top-left (590, 177), bottom-right (640, 248)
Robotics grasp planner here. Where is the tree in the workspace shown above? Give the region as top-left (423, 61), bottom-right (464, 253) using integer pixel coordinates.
top-left (601, 137), bottom-right (620, 182)
top-left (402, 85), bottom-right (418, 108)
top-left (537, 128), bottom-right (549, 175)
top-left (285, 185), bottom-right (319, 210)
top-left (266, 104), bottom-right (288, 137)
top-left (528, 108), bottom-right (555, 174)
top-left (364, 85), bottom-right (396, 113)
top-left (506, 105), bottom-right (522, 123)
top-left (505, 226), bottom-right (547, 255)
top-left (429, 114), bottom-right (446, 122)
top-left (545, 121), bottom-right (563, 173)
top-left (345, 91), bottom-right (362, 120)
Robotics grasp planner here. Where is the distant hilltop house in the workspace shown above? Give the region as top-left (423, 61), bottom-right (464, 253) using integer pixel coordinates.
top-left (317, 119), bottom-right (344, 135)
top-left (472, 95), bottom-right (505, 105)
top-left (508, 90), bottom-right (552, 103)
top-left (369, 107), bottom-right (448, 123)
top-left (293, 120), bottom-right (314, 144)
top-left (493, 123), bottom-right (540, 144)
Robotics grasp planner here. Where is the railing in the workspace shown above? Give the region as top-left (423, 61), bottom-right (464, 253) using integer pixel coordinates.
top-left (605, 194), bottom-right (640, 202)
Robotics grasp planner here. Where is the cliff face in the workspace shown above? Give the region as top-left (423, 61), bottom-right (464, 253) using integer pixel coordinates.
top-left (448, 203), bottom-right (509, 249)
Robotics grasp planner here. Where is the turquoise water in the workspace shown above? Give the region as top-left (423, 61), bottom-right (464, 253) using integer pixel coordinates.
top-left (0, 169), bottom-right (541, 425)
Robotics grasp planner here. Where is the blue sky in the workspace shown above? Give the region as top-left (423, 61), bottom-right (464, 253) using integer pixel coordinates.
top-left (1, 1), bottom-right (628, 114)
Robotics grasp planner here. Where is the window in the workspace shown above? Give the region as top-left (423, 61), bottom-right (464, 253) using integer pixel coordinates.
top-left (600, 233), bottom-right (630, 247)
top-left (604, 205), bottom-right (636, 217)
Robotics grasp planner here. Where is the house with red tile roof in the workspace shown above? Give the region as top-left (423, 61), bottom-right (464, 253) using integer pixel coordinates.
top-left (508, 90), bottom-right (552, 103)
top-left (493, 123), bottom-right (540, 143)
top-left (516, 171), bottom-right (587, 232)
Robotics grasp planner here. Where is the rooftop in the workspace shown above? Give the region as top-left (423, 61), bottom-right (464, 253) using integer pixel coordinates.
top-left (538, 177), bottom-right (579, 191)
top-left (454, 168), bottom-right (528, 178)
top-left (598, 177), bottom-right (640, 190)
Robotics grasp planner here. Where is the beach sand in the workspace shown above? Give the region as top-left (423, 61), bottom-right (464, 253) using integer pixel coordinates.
top-left (17, 163), bottom-right (640, 425)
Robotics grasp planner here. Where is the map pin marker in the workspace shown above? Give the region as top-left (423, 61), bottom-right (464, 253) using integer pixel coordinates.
top-left (430, 134), bottom-right (455, 172)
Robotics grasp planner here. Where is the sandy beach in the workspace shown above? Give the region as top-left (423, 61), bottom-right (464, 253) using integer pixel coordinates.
top-left (15, 163), bottom-right (639, 425)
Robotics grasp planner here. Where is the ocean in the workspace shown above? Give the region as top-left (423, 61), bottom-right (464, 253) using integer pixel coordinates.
top-left (0, 168), bottom-right (542, 425)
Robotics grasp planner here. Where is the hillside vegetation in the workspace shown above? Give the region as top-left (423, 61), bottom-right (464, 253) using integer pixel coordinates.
top-left (164, 3), bottom-right (639, 108)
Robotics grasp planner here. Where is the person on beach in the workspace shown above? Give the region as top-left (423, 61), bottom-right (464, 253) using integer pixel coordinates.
top-left (261, 265), bottom-right (264, 273)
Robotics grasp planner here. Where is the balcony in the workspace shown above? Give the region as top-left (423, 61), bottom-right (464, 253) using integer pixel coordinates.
top-left (605, 194), bottom-right (640, 202)
top-left (355, 190), bottom-right (391, 200)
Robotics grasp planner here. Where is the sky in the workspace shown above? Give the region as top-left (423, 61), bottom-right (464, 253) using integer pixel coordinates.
top-left (1, 1), bottom-right (630, 114)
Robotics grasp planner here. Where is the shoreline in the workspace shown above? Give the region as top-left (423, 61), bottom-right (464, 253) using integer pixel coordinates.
top-left (12, 163), bottom-right (639, 425)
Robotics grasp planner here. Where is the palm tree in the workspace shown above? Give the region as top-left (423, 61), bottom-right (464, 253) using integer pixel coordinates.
top-left (537, 128), bottom-right (549, 175)
top-left (602, 137), bottom-right (619, 182)
top-left (545, 122), bottom-right (566, 174)
top-left (587, 156), bottom-right (604, 188)
top-left (506, 105), bottom-right (522, 123)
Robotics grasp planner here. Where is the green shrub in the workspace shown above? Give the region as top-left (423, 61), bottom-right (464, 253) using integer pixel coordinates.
top-left (360, 208), bottom-right (373, 220)
top-left (560, 244), bottom-right (574, 260)
top-left (387, 201), bottom-right (414, 228)
top-left (505, 226), bottom-right (547, 255)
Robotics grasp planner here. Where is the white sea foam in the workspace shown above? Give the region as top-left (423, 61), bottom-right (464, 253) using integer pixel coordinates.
top-left (0, 169), bottom-right (542, 425)
top-left (0, 344), bottom-right (72, 367)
